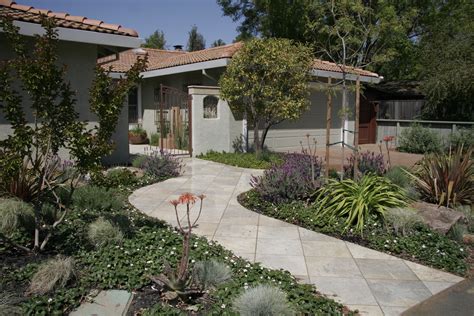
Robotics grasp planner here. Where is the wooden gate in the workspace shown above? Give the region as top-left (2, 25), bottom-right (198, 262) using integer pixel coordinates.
top-left (155, 85), bottom-right (192, 156)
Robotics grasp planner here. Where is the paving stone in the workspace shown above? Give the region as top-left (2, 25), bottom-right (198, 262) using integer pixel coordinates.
top-left (381, 305), bottom-right (409, 316)
top-left (258, 225), bottom-right (299, 240)
top-left (306, 257), bottom-right (362, 278)
top-left (367, 279), bottom-right (432, 307)
top-left (255, 254), bottom-right (308, 276)
top-left (258, 215), bottom-right (294, 227)
top-left (214, 223), bottom-right (258, 238)
top-left (298, 227), bottom-right (341, 242)
top-left (403, 260), bottom-right (464, 283)
top-left (70, 290), bottom-right (132, 316)
top-left (310, 276), bottom-right (377, 305)
top-left (422, 281), bottom-right (457, 295)
top-left (212, 236), bottom-right (256, 254)
top-left (345, 242), bottom-right (400, 260)
top-left (356, 259), bottom-right (419, 280)
top-left (302, 240), bottom-right (352, 258)
top-left (256, 237), bottom-right (304, 256)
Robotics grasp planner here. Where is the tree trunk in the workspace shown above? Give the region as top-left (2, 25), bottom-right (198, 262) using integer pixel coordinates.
top-left (353, 77), bottom-right (360, 180)
top-left (253, 120), bottom-right (261, 158)
top-left (340, 75), bottom-right (347, 181)
top-left (325, 77), bottom-right (332, 178)
top-left (261, 124), bottom-right (272, 150)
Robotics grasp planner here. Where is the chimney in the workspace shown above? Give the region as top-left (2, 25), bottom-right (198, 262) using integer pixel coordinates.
top-left (173, 45), bottom-right (183, 51)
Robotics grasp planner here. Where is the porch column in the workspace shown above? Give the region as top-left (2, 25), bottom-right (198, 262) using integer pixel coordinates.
top-left (137, 83), bottom-right (143, 124)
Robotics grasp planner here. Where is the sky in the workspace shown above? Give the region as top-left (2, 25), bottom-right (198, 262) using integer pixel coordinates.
top-left (19, 0), bottom-right (240, 48)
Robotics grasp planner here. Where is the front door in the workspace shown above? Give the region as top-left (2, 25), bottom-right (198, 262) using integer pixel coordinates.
top-left (359, 96), bottom-right (377, 144)
top-left (154, 85), bottom-right (192, 156)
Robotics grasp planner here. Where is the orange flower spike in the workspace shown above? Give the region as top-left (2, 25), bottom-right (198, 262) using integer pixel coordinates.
top-left (178, 192), bottom-right (197, 205)
top-left (170, 200), bottom-right (179, 207)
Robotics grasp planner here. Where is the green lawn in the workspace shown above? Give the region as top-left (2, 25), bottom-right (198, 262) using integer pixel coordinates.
top-left (197, 151), bottom-right (284, 169)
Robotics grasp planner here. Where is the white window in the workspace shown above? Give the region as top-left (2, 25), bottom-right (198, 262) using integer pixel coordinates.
top-left (203, 95), bottom-right (218, 119)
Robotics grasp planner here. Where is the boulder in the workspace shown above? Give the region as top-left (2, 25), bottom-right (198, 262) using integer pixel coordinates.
top-left (411, 201), bottom-right (467, 235)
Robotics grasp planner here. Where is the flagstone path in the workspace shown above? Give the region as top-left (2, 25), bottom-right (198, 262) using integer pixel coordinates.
top-left (129, 158), bottom-right (463, 316)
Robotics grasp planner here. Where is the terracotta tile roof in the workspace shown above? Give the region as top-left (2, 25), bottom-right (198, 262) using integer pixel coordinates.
top-left (99, 41), bottom-right (380, 78)
top-left (0, 0), bottom-right (138, 37)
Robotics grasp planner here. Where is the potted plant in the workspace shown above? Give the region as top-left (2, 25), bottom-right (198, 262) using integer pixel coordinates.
top-left (128, 126), bottom-right (148, 144)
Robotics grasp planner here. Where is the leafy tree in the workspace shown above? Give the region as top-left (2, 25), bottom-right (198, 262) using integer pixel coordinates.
top-left (0, 16), bottom-right (146, 252)
top-left (219, 38), bottom-right (313, 157)
top-left (211, 39), bottom-right (226, 47)
top-left (143, 29), bottom-right (166, 49)
top-left (418, 1), bottom-right (474, 121)
top-left (186, 25), bottom-right (206, 51)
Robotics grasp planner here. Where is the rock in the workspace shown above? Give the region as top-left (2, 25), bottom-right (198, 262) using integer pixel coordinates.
top-left (462, 234), bottom-right (474, 245)
top-left (411, 201), bottom-right (467, 235)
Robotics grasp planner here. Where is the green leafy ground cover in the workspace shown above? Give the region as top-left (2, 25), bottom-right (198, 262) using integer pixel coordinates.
top-left (239, 190), bottom-right (468, 276)
top-left (197, 151), bottom-right (284, 169)
top-left (0, 174), bottom-right (348, 315)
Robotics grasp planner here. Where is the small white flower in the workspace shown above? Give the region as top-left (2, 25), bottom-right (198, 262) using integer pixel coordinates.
top-left (144, 267), bottom-right (148, 271)
top-left (243, 269), bottom-right (247, 273)
top-left (130, 263), bottom-right (134, 266)
top-left (107, 264), bottom-right (111, 268)
top-left (460, 248), bottom-right (464, 252)
top-left (225, 256), bottom-right (228, 260)
top-left (170, 251), bottom-right (174, 255)
top-left (191, 259), bottom-right (196, 263)
top-left (393, 240), bottom-right (397, 243)
top-left (221, 304), bottom-right (226, 309)
top-left (48, 298), bottom-right (53, 303)
top-left (422, 245), bottom-right (426, 249)
top-left (204, 251), bottom-right (209, 255)
top-left (146, 260), bottom-right (153, 264)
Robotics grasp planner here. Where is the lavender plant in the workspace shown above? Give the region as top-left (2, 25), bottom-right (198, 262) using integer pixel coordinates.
top-left (344, 151), bottom-right (385, 178)
top-left (251, 153), bottom-right (322, 203)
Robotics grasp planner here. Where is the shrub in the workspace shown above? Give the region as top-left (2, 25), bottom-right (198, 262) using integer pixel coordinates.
top-left (233, 284), bottom-right (295, 316)
top-left (72, 186), bottom-right (123, 211)
top-left (197, 150), bottom-right (283, 169)
top-left (344, 151), bottom-right (385, 178)
top-left (384, 166), bottom-right (410, 188)
top-left (92, 168), bottom-right (138, 188)
top-left (448, 126), bottom-right (474, 150)
top-left (251, 153), bottom-right (322, 203)
top-left (0, 291), bottom-right (22, 315)
top-left (314, 175), bottom-right (407, 232)
top-left (193, 260), bottom-right (232, 290)
top-left (384, 207), bottom-right (423, 236)
top-left (0, 199), bottom-right (34, 237)
top-left (140, 152), bottom-right (182, 180)
top-left (27, 256), bottom-right (75, 295)
top-left (150, 133), bottom-right (160, 146)
top-left (132, 155), bottom-right (147, 168)
top-left (87, 217), bottom-right (124, 248)
top-left (129, 126), bottom-right (147, 137)
top-left (406, 146), bottom-right (473, 207)
top-left (398, 123), bottom-right (442, 154)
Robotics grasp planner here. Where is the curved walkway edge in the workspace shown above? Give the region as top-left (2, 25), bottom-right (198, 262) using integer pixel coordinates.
top-left (129, 158), bottom-right (463, 316)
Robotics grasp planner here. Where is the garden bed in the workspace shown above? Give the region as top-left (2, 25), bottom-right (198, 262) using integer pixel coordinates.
top-left (0, 167), bottom-right (350, 315)
top-left (197, 151), bottom-right (283, 169)
top-left (239, 189), bottom-right (469, 276)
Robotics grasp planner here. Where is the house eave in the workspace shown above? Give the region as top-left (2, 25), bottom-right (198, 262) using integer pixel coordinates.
top-left (311, 69), bottom-right (382, 84)
top-left (4, 20), bottom-right (142, 48)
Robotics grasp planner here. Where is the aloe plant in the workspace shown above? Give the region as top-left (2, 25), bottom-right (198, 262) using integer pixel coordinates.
top-left (313, 175), bottom-right (407, 233)
top-left (405, 146), bottom-right (473, 207)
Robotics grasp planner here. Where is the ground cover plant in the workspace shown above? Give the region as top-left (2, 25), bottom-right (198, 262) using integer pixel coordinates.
top-left (240, 189), bottom-right (468, 276)
top-left (0, 176), bottom-right (349, 315)
top-left (197, 150), bottom-right (283, 169)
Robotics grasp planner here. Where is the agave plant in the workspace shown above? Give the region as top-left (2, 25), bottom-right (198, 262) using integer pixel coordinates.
top-left (405, 146), bottom-right (473, 207)
top-left (313, 175), bottom-right (407, 233)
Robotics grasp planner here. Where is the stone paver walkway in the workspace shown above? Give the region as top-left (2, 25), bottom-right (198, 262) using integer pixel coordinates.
top-left (129, 158), bottom-right (463, 316)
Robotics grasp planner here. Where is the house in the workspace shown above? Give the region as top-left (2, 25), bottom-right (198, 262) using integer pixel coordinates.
top-left (0, 0), bottom-right (141, 164)
top-left (100, 43), bottom-right (382, 156)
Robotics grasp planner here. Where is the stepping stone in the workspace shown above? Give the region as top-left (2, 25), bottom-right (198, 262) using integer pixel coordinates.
top-left (70, 290), bottom-right (133, 316)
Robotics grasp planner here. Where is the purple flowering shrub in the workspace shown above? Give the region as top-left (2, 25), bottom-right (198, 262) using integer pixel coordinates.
top-left (251, 153), bottom-right (323, 203)
top-left (344, 151), bottom-right (385, 178)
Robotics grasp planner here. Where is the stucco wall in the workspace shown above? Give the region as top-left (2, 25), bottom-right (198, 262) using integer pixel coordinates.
top-left (0, 34), bottom-right (129, 165)
top-left (189, 86), bottom-right (241, 155)
top-left (247, 86), bottom-right (355, 153)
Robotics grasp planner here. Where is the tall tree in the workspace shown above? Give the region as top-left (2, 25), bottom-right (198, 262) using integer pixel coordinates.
top-left (219, 38), bottom-right (313, 157)
top-left (211, 39), bottom-right (226, 47)
top-left (418, 1), bottom-right (474, 121)
top-left (186, 25), bottom-right (206, 51)
top-left (143, 29), bottom-right (166, 49)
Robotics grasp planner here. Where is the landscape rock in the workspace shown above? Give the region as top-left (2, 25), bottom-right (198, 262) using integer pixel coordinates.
top-left (411, 202), bottom-right (466, 235)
